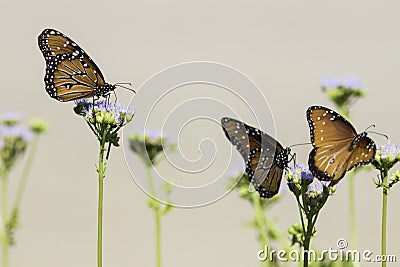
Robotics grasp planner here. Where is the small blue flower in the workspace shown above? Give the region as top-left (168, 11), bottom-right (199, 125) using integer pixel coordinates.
top-left (128, 129), bottom-right (176, 166)
top-left (147, 129), bottom-right (163, 140)
top-left (289, 164), bottom-right (314, 182)
top-left (340, 76), bottom-right (363, 89)
top-left (321, 76), bottom-right (363, 90)
top-left (0, 125), bottom-right (33, 142)
top-left (306, 180), bottom-right (325, 197)
top-left (321, 76), bottom-right (340, 89)
top-left (379, 141), bottom-right (400, 160)
top-left (2, 112), bottom-right (22, 124)
top-left (74, 100), bottom-right (135, 126)
top-left (373, 141), bottom-right (400, 171)
top-left (0, 124), bottom-right (33, 172)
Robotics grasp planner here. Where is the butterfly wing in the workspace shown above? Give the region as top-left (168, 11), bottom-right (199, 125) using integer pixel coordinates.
top-left (307, 106), bottom-right (376, 184)
top-left (252, 145), bottom-right (286, 198)
top-left (309, 140), bottom-right (351, 181)
top-left (38, 29), bottom-right (85, 59)
top-left (341, 135), bottom-right (375, 182)
top-left (38, 29), bottom-right (113, 101)
top-left (221, 117), bottom-right (285, 198)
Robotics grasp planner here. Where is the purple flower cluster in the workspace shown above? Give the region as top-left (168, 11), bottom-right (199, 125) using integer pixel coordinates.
top-left (74, 100), bottom-right (135, 125)
top-left (289, 164), bottom-right (314, 182)
top-left (379, 141), bottom-right (400, 160)
top-left (0, 125), bottom-right (33, 142)
top-left (287, 164), bottom-right (330, 197)
top-left (306, 180), bottom-right (326, 196)
top-left (321, 76), bottom-right (363, 90)
top-left (2, 112), bottom-right (22, 123)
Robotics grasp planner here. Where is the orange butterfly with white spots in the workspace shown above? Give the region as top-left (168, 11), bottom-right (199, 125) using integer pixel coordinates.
top-left (307, 106), bottom-right (376, 185)
top-left (38, 28), bottom-right (117, 102)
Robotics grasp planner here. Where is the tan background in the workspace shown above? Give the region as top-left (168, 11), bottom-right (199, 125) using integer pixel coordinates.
top-left (1, 0), bottom-right (400, 266)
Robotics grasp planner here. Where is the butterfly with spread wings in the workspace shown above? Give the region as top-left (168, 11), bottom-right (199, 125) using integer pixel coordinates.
top-left (38, 28), bottom-right (117, 102)
top-left (307, 105), bottom-right (376, 185)
top-left (221, 117), bottom-right (293, 198)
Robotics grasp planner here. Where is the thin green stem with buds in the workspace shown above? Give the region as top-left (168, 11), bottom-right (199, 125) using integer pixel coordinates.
top-left (97, 130), bottom-right (108, 267)
top-left (250, 191), bottom-right (268, 267)
top-left (146, 164), bottom-right (162, 267)
top-left (1, 172), bottom-right (9, 267)
top-left (347, 171), bottom-right (360, 267)
top-left (13, 134), bottom-right (40, 212)
top-left (380, 168), bottom-right (388, 267)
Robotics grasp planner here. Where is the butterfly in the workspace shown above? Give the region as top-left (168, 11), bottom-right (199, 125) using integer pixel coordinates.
top-left (221, 117), bottom-right (293, 198)
top-left (307, 105), bottom-right (376, 185)
top-left (38, 28), bottom-right (116, 102)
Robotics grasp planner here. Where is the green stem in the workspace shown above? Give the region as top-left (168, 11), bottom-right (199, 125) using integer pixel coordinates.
top-left (146, 164), bottom-right (156, 197)
top-left (13, 134), bottom-right (40, 211)
top-left (381, 168), bottom-right (388, 267)
top-left (146, 164), bottom-right (161, 267)
top-left (1, 173), bottom-right (9, 267)
top-left (97, 135), bottom-right (107, 267)
top-left (348, 172), bottom-right (358, 252)
top-left (303, 213), bottom-right (318, 267)
top-left (155, 209), bottom-right (161, 267)
top-left (302, 220), bottom-right (312, 267)
top-left (296, 196), bottom-right (306, 233)
top-left (250, 192), bottom-right (268, 267)
top-left (300, 185), bottom-right (319, 267)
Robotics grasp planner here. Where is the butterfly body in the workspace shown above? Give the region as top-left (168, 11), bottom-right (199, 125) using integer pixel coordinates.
top-left (221, 117), bottom-right (291, 198)
top-left (307, 106), bottom-right (376, 185)
top-left (275, 148), bottom-right (291, 168)
top-left (38, 28), bottom-right (115, 102)
top-left (349, 132), bottom-right (367, 150)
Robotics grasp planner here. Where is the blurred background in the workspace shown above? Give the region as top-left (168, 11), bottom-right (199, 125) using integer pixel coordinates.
top-left (1, 0), bottom-right (400, 266)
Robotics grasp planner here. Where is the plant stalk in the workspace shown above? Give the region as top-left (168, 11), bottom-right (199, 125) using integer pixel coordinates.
top-left (146, 164), bottom-right (161, 267)
top-left (348, 172), bottom-right (359, 257)
top-left (381, 168), bottom-right (388, 267)
top-left (97, 136), bottom-right (107, 267)
top-left (250, 192), bottom-right (268, 267)
top-left (13, 134), bottom-right (39, 211)
top-left (1, 173), bottom-right (9, 267)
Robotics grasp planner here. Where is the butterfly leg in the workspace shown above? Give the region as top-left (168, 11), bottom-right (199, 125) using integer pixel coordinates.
top-left (103, 93), bottom-right (112, 105)
top-left (90, 95), bottom-right (97, 124)
top-left (289, 152), bottom-right (297, 167)
top-left (112, 91), bottom-right (117, 104)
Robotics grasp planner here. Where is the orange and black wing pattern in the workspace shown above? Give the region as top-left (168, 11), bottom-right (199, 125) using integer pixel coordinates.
top-left (221, 117), bottom-right (290, 198)
top-left (38, 28), bottom-right (115, 102)
top-left (307, 106), bottom-right (376, 185)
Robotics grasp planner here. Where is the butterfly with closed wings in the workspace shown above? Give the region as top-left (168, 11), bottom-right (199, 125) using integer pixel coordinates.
top-left (38, 28), bottom-right (130, 102)
top-left (221, 117), bottom-right (294, 198)
top-left (307, 105), bottom-right (376, 185)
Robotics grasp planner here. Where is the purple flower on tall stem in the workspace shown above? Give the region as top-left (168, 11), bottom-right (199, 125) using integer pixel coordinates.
top-left (321, 76), bottom-right (363, 90)
top-left (289, 164), bottom-right (314, 182)
top-left (0, 125), bottom-right (33, 142)
top-left (2, 112), bottom-right (22, 125)
top-left (378, 141), bottom-right (400, 160)
top-left (75, 99), bottom-right (135, 126)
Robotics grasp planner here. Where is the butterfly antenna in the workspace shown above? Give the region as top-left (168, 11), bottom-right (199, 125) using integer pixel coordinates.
top-left (368, 131), bottom-right (389, 140)
top-left (364, 125), bottom-right (389, 140)
top-left (115, 83), bottom-right (136, 93)
top-left (289, 142), bottom-right (312, 148)
top-left (363, 124), bottom-right (376, 132)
